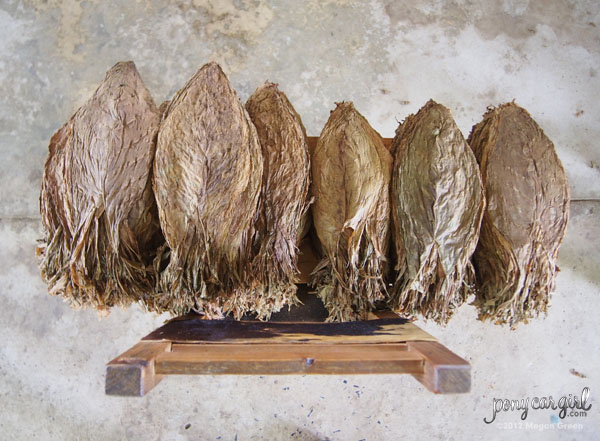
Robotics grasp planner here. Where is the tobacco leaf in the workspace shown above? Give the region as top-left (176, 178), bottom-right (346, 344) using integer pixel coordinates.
top-left (244, 82), bottom-right (311, 319)
top-left (390, 100), bottom-right (485, 324)
top-left (38, 61), bottom-right (162, 311)
top-left (151, 62), bottom-right (263, 317)
top-left (468, 102), bottom-right (570, 326)
top-left (310, 102), bottom-right (392, 322)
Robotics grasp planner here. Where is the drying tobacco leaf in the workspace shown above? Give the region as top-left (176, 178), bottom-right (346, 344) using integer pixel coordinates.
top-left (390, 100), bottom-right (485, 324)
top-left (245, 82), bottom-right (311, 319)
top-left (38, 61), bottom-right (162, 311)
top-left (468, 102), bottom-right (569, 326)
top-left (152, 62), bottom-right (263, 317)
top-left (311, 102), bottom-right (392, 322)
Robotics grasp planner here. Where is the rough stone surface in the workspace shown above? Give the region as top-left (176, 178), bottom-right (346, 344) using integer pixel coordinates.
top-left (0, 1), bottom-right (598, 440)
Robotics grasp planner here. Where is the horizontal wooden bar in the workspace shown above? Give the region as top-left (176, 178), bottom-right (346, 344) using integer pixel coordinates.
top-left (171, 342), bottom-right (409, 354)
top-left (155, 343), bottom-right (422, 375)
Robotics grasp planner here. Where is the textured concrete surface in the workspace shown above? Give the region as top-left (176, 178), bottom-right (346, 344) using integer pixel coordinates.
top-left (0, 1), bottom-right (598, 440)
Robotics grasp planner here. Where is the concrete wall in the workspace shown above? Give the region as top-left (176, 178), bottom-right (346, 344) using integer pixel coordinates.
top-left (1, 1), bottom-right (598, 440)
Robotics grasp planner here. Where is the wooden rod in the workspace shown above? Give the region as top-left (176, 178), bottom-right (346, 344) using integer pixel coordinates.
top-left (155, 343), bottom-right (422, 376)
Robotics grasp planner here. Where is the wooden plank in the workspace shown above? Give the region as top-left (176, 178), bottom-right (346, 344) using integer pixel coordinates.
top-left (407, 341), bottom-right (471, 394)
top-left (105, 341), bottom-right (171, 396)
top-left (142, 316), bottom-right (437, 344)
top-left (155, 343), bottom-right (422, 375)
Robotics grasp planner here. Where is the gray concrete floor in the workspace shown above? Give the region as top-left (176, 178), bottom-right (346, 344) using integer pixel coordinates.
top-left (1, 1), bottom-right (599, 440)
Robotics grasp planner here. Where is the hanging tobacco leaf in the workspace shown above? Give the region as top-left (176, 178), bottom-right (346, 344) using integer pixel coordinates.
top-left (244, 82), bottom-right (311, 319)
top-left (310, 102), bottom-right (392, 322)
top-left (38, 61), bottom-right (162, 311)
top-left (390, 100), bottom-right (485, 324)
top-left (468, 102), bottom-right (569, 326)
top-left (151, 62), bottom-right (263, 317)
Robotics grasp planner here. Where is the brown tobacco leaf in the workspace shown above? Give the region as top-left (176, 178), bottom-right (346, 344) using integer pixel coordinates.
top-left (245, 82), bottom-right (311, 319)
top-left (38, 61), bottom-right (162, 311)
top-left (468, 102), bottom-right (569, 327)
top-left (310, 102), bottom-right (392, 322)
top-left (152, 62), bottom-right (263, 317)
top-left (390, 100), bottom-right (485, 324)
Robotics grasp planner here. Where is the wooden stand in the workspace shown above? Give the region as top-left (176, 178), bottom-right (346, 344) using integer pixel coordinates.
top-left (106, 230), bottom-right (471, 396)
top-left (106, 295), bottom-right (470, 396)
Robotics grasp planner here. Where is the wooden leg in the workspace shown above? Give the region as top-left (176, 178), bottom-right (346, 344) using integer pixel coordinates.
top-left (407, 341), bottom-right (471, 394)
top-left (106, 341), bottom-right (171, 396)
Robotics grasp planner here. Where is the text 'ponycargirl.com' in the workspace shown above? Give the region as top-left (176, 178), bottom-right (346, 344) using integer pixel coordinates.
top-left (484, 387), bottom-right (592, 424)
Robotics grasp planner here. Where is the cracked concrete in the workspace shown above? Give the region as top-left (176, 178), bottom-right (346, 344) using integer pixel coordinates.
top-left (0, 1), bottom-right (598, 440)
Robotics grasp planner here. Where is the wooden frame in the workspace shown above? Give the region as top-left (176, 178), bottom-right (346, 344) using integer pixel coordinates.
top-left (106, 312), bottom-right (470, 396)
